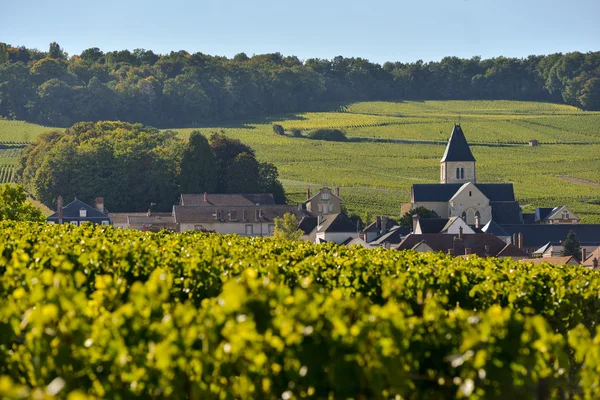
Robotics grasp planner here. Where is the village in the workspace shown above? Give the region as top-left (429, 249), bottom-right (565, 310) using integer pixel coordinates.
top-left (44, 124), bottom-right (600, 268)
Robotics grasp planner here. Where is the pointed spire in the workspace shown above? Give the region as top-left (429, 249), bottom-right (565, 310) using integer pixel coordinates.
top-left (440, 124), bottom-right (476, 162)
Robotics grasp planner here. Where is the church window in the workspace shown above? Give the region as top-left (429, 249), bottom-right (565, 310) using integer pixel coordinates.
top-left (460, 168), bottom-right (465, 179)
top-left (456, 168), bottom-right (460, 179)
top-left (469, 191), bottom-right (472, 197)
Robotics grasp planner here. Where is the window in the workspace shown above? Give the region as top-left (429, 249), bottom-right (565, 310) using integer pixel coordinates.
top-left (101, 220), bottom-right (110, 226)
top-left (79, 208), bottom-right (87, 218)
top-left (456, 168), bottom-right (460, 179)
top-left (318, 204), bottom-right (323, 213)
top-left (245, 225), bottom-right (253, 235)
top-left (229, 210), bottom-right (238, 221)
top-left (460, 168), bottom-right (465, 179)
top-left (562, 211), bottom-right (569, 219)
top-left (322, 193), bottom-right (330, 200)
top-left (328, 204), bottom-right (334, 212)
top-left (70, 221), bottom-right (78, 226)
top-left (469, 191), bottom-right (472, 197)
top-left (194, 225), bottom-right (204, 231)
top-left (461, 212), bottom-right (467, 221)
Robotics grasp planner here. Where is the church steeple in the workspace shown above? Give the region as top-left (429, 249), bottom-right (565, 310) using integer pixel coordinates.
top-left (440, 124), bottom-right (476, 184)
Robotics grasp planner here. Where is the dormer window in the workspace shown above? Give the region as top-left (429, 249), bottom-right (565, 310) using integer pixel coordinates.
top-left (79, 208), bottom-right (87, 218)
top-left (322, 192), bottom-right (330, 200)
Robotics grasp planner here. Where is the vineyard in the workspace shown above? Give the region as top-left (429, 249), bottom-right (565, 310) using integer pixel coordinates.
top-left (0, 222), bottom-right (599, 399)
top-left (2, 100), bottom-right (600, 221)
top-left (0, 165), bottom-right (15, 183)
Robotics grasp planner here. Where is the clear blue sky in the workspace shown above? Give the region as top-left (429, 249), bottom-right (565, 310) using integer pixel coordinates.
top-left (2, 0), bottom-right (599, 64)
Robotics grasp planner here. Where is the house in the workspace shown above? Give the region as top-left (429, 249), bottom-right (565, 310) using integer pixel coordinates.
top-left (362, 216), bottom-right (398, 242)
top-left (529, 139), bottom-right (539, 147)
top-left (311, 213), bottom-right (358, 244)
top-left (407, 124), bottom-right (523, 226)
top-left (498, 224), bottom-right (600, 255)
top-left (304, 187), bottom-right (342, 216)
top-left (582, 247), bottom-right (600, 268)
top-left (520, 256), bottom-right (580, 266)
top-left (395, 230), bottom-right (529, 260)
top-left (174, 204), bottom-right (306, 236)
top-left (109, 211), bottom-right (174, 230)
top-left (368, 226), bottom-right (410, 248)
top-left (47, 197), bottom-right (111, 226)
top-left (522, 206), bottom-right (581, 225)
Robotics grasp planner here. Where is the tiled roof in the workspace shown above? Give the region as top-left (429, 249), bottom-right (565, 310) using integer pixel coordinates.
top-left (499, 224), bottom-right (600, 249)
top-left (174, 205), bottom-right (303, 224)
top-left (520, 256), bottom-right (579, 265)
top-left (317, 213), bottom-right (357, 233)
top-left (481, 220), bottom-right (509, 237)
top-left (440, 125), bottom-right (476, 162)
top-left (369, 227), bottom-right (410, 246)
top-left (47, 199), bottom-right (110, 222)
top-left (583, 247), bottom-right (600, 268)
top-left (180, 193), bottom-right (275, 206)
top-left (412, 184), bottom-right (516, 203)
top-left (395, 233), bottom-right (522, 257)
top-left (496, 243), bottom-right (529, 257)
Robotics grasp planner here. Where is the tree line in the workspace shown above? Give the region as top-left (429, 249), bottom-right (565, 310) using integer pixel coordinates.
top-left (16, 121), bottom-right (285, 211)
top-left (0, 42), bottom-right (599, 127)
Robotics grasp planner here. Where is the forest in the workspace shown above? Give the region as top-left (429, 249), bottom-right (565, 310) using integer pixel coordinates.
top-left (0, 42), bottom-right (599, 127)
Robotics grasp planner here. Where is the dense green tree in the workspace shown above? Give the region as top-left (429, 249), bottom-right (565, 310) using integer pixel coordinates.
top-left (0, 184), bottom-right (44, 222)
top-left (398, 206), bottom-right (440, 229)
top-left (1, 42), bottom-right (599, 126)
top-left (272, 213), bottom-right (303, 241)
top-left (258, 162), bottom-right (286, 204)
top-left (562, 230), bottom-right (583, 261)
top-left (225, 152), bottom-right (260, 193)
top-left (179, 131), bottom-right (217, 193)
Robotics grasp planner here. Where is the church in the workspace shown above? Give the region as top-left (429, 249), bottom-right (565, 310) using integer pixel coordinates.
top-left (407, 124), bottom-right (523, 226)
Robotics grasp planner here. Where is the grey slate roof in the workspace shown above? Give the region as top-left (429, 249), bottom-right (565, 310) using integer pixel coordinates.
top-left (180, 193), bottom-right (276, 206)
top-left (499, 224), bottom-right (600, 249)
top-left (317, 213), bottom-right (357, 233)
top-left (412, 184), bottom-right (516, 203)
top-left (370, 227), bottom-right (410, 246)
top-left (481, 220), bottom-right (510, 237)
top-left (440, 125), bottom-right (476, 162)
top-left (535, 208), bottom-right (555, 222)
top-left (298, 215), bottom-right (318, 234)
top-left (418, 218), bottom-right (450, 234)
top-left (47, 199), bottom-right (111, 223)
top-left (396, 233), bottom-right (527, 258)
top-left (490, 201), bottom-right (523, 224)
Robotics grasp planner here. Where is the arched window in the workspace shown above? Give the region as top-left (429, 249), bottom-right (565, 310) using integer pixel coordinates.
top-left (456, 168), bottom-right (460, 179)
top-left (460, 168), bottom-right (465, 179)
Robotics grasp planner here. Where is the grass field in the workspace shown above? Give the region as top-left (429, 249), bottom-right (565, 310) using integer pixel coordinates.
top-left (1, 100), bottom-right (600, 222)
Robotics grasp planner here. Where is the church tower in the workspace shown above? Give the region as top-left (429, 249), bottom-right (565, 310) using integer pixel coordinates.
top-left (440, 124), bottom-right (476, 184)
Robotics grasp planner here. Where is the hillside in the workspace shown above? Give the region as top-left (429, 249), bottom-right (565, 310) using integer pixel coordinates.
top-left (2, 100), bottom-right (600, 222)
top-left (0, 222), bottom-right (599, 398)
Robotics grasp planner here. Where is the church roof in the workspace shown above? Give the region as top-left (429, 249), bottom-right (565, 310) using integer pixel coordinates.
top-left (481, 220), bottom-right (509, 237)
top-left (412, 183), bottom-right (516, 203)
top-left (440, 125), bottom-right (476, 163)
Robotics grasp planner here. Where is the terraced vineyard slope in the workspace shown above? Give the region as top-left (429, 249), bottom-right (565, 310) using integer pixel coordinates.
top-left (1, 223), bottom-right (600, 398)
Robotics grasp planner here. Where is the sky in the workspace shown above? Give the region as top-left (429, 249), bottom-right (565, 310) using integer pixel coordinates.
top-left (2, 0), bottom-right (599, 64)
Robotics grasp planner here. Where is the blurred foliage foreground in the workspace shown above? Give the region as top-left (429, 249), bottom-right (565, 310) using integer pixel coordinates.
top-left (1, 222), bottom-right (600, 399)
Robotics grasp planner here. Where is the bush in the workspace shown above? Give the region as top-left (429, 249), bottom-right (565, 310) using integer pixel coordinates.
top-left (291, 129), bottom-right (303, 137)
top-left (307, 128), bottom-right (347, 141)
top-left (272, 124), bottom-right (285, 135)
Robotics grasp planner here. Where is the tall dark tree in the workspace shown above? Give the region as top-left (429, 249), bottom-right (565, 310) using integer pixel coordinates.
top-left (562, 230), bottom-right (582, 261)
top-left (225, 152), bottom-right (260, 193)
top-left (48, 42), bottom-right (67, 59)
top-left (179, 131), bottom-right (217, 193)
top-left (259, 162), bottom-right (286, 204)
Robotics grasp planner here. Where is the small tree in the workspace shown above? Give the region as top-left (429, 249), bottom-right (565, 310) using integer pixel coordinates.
top-left (562, 230), bottom-right (582, 261)
top-left (0, 184), bottom-right (45, 222)
top-left (272, 124), bottom-right (285, 135)
top-left (273, 213), bottom-right (303, 241)
top-left (291, 129), bottom-right (302, 137)
top-left (398, 206), bottom-right (439, 229)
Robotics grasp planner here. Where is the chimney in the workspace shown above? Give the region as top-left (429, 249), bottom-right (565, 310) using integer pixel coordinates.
top-left (259, 209), bottom-right (263, 219)
top-left (465, 248), bottom-right (472, 255)
top-left (94, 197), bottom-right (104, 213)
top-left (582, 248), bottom-right (587, 262)
top-left (412, 214), bottom-right (420, 233)
top-left (512, 233), bottom-right (517, 246)
top-left (204, 192), bottom-right (207, 202)
top-left (475, 215), bottom-right (480, 229)
top-left (307, 187), bottom-right (311, 200)
top-left (458, 226), bottom-right (463, 240)
top-left (255, 209), bottom-right (260, 221)
top-left (381, 216), bottom-right (388, 235)
top-left (517, 232), bottom-right (524, 249)
top-left (57, 196), bottom-right (63, 224)
top-left (484, 245), bottom-right (490, 256)
top-left (335, 187), bottom-right (340, 197)
top-left (147, 208), bottom-right (151, 217)
top-left (593, 258), bottom-right (599, 269)
top-left (376, 216), bottom-right (381, 231)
